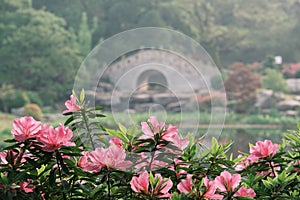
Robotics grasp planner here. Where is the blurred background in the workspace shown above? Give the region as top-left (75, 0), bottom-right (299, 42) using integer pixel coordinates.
top-left (1, 0), bottom-right (300, 154)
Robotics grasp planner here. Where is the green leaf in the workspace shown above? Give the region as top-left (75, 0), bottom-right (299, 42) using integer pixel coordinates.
top-left (118, 123), bottom-right (127, 134)
top-left (64, 116), bottom-right (74, 125)
top-left (49, 168), bottom-right (57, 187)
top-left (285, 133), bottom-right (300, 144)
top-left (80, 88), bottom-right (85, 103)
top-left (94, 106), bottom-right (103, 110)
top-left (262, 179), bottom-right (272, 189)
top-left (0, 172), bottom-right (9, 184)
top-left (149, 171), bottom-right (154, 185)
top-left (106, 128), bottom-right (129, 143)
top-left (3, 139), bottom-right (16, 143)
top-left (37, 165), bottom-right (46, 176)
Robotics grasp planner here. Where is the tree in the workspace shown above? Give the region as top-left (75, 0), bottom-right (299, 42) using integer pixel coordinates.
top-left (225, 62), bottom-right (260, 113)
top-left (0, 6), bottom-right (82, 104)
top-left (262, 69), bottom-right (288, 93)
top-left (78, 12), bottom-right (95, 56)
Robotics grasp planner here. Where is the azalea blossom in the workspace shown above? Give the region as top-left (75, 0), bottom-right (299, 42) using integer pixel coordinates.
top-left (0, 152), bottom-right (8, 164)
top-left (79, 145), bottom-right (132, 171)
top-left (0, 150), bottom-right (29, 165)
top-left (214, 171), bottom-right (241, 193)
top-left (37, 124), bottom-right (75, 152)
top-left (130, 171), bottom-right (150, 195)
top-left (249, 140), bottom-right (278, 159)
top-left (109, 137), bottom-right (123, 148)
top-left (11, 116), bottom-right (41, 142)
top-left (234, 186), bottom-right (256, 198)
top-left (78, 152), bottom-right (99, 172)
top-left (177, 174), bottom-right (193, 194)
top-left (171, 134), bottom-right (189, 151)
top-left (63, 95), bottom-right (80, 114)
top-left (235, 155), bottom-right (258, 171)
top-left (153, 173), bottom-right (173, 199)
top-left (130, 171), bottom-right (173, 199)
top-left (139, 116), bottom-right (178, 142)
top-left (203, 177), bottom-right (224, 199)
top-left (19, 181), bottom-right (35, 193)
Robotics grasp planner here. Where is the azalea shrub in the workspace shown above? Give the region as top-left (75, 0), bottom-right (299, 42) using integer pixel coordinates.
top-left (1, 90), bottom-right (300, 199)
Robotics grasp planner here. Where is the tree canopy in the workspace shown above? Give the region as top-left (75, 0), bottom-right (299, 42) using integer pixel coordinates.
top-left (0, 1), bottom-right (81, 104)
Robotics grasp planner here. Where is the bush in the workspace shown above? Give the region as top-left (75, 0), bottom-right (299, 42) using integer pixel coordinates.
top-left (2, 91), bottom-right (300, 199)
top-left (0, 88), bottom-right (30, 113)
top-left (295, 70), bottom-right (300, 78)
top-left (22, 103), bottom-right (43, 120)
top-left (26, 91), bottom-right (43, 106)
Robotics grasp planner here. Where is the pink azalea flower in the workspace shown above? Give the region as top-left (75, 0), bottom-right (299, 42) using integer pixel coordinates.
top-left (130, 171), bottom-right (150, 195)
top-left (234, 186), bottom-right (256, 198)
top-left (63, 95), bottom-right (80, 114)
top-left (171, 134), bottom-right (189, 150)
top-left (109, 137), bottom-right (123, 148)
top-left (37, 124), bottom-right (75, 152)
top-left (79, 145), bottom-right (132, 171)
top-left (162, 124), bottom-right (178, 141)
top-left (11, 116), bottom-right (41, 142)
top-left (214, 171), bottom-right (241, 193)
top-left (177, 174), bottom-right (193, 194)
top-left (19, 181), bottom-right (35, 193)
top-left (235, 155), bottom-right (258, 171)
top-left (250, 140), bottom-right (278, 159)
top-left (139, 116), bottom-right (178, 142)
top-left (0, 150), bottom-right (29, 165)
top-left (203, 177), bottom-right (224, 199)
top-left (0, 152), bottom-right (8, 164)
top-left (130, 171), bottom-right (173, 199)
top-left (153, 173), bottom-right (173, 199)
top-left (78, 152), bottom-right (100, 172)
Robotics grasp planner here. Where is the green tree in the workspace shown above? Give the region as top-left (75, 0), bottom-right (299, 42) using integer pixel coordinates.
top-left (78, 12), bottom-right (97, 56)
top-left (262, 69), bottom-right (288, 93)
top-left (0, 6), bottom-right (81, 105)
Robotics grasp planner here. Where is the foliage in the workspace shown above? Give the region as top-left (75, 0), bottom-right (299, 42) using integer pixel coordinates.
top-left (30, 0), bottom-right (300, 65)
top-left (22, 104), bottom-right (43, 121)
top-left (225, 62), bottom-right (261, 113)
top-left (0, 84), bottom-right (30, 113)
top-left (294, 70), bottom-right (300, 78)
top-left (262, 69), bottom-right (288, 93)
top-left (1, 91), bottom-right (300, 199)
top-left (26, 91), bottom-right (43, 107)
top-left (0, 3), bottom-right (82, 105)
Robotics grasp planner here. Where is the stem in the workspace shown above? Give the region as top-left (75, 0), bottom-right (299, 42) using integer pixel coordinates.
top-left (81, 109), bottom-right (95, 150)
top-left (149, 151), bottom-right (155, 171)
top-left (56, 151), bottom-right (67, 200)
top-left (107, 169), bottom-right (111, 200)
top-left (269, 161), bottom-right (276, 177)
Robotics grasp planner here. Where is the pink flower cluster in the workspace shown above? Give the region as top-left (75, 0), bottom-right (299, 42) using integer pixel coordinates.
top-left (135, 117), bottom-right (189, 170)
top-left (63, 95), bottom-right (80, 114)
top-left (130, 171), bottom-right (173, 199)
top-left (10, 116), bottom-right (75, 152)
top-left (79, 138), bottom-right (132, 171)
top-left (235, 140), bottom-right (278, 172)
top-left (140, 116), bottom-right (189, 149)
top-left (177, 171), bottom-right (255, 199)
